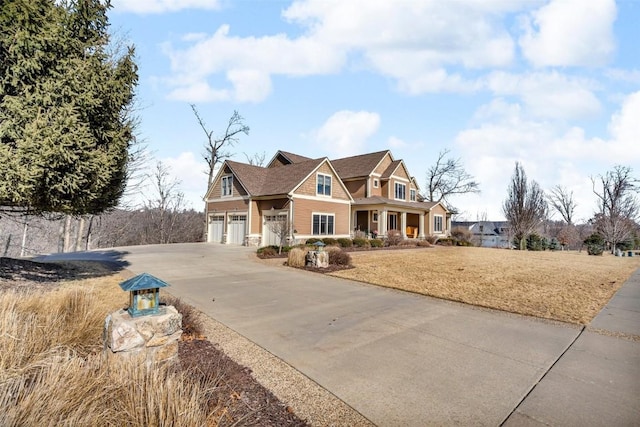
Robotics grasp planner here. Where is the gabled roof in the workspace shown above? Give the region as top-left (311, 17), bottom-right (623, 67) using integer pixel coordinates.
top-left (266, 150), bottom-right (313, 168)
top-left (227, 158), bottom-right (325, 196)
top-left (331, 150), bottom-right (390, 180)
top-left (381, 160), bottom-right (403, 179)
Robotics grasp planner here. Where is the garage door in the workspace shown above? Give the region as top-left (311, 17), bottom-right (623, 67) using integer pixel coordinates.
top-left (264, 214), bottom-right (287, 246)
top-left (227, 215), bottom-right (247, 245)
top-left (208, 215), bottom-right (224, 243)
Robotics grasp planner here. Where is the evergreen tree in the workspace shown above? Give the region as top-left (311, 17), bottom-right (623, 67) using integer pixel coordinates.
top-left (0, 0), bottom-right (138, 215)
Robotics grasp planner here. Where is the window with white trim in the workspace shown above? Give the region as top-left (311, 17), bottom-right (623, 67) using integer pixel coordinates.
top-left (410, 189), bottom-right (416, 201)
top-left (373, 178), bottom-right (379, 188)
top-left (434, 215), bottom-right (443, 233)
top-left (222, 176), bottom-right (233, 197)
top-left (394, 182), bottom-right (406, 200)
top-left (317, 173), bottom-right (332, 196)
top-left (312, 213), bottom-right (335, 235)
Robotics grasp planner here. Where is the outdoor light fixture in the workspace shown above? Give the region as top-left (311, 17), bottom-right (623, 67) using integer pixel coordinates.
top-left (119, 273), bottom-right (170, 317)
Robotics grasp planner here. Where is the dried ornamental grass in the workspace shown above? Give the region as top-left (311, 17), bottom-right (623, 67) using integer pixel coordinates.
top-left (288, 247), bottom-right (309, 268)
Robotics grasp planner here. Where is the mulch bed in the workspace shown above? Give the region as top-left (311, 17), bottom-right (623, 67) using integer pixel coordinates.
top-left (1, 257), bottom-right (309, 427)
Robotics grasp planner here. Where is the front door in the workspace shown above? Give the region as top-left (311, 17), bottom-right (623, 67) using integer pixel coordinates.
top-left (388, 213), bottom-right (398, 231)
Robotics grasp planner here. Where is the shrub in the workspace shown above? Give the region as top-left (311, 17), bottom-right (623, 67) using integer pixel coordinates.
top-left (584, 233), bottom-right (605, 256)
top-left (456, 240), bottom-right (473, 247)
top-left (162, 295), bottom-right (205, 339)
top-left (326, 247), bottom-right (352, 266)
top-left (451, 227), bottom-right (472, 244)
top-left (287, 247), bottom-right (308, 268)
top-left (337, 238), bottom-right (353, 248)
top-left (548, 238), bottom-right (559, 251)
top-left (257, 246), bottom-right (278, 258)
top-left (417, 240), bottom-right (431, 247)
top-left (322, 237), bottom-right (337, 246)
top-left (305, 238), bottom-right (322, 245)
top-left (436, 238), bottom-right (454, 246)
top-left (399, 239), bottom-right (416, 247)
top-left (526, 233), bottom-right (545, 251)
top-left (386, 230), bottom-right (402, 246)
top-left (370, 239), bottom-right (384, 248)
top-left (424, 235), bottom-right (438, 244)
top-left (352, 237), bottom-right (369, 248)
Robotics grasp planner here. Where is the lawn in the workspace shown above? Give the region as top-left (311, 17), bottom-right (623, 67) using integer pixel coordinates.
top-left (329, 246), bottom-right (640, 324)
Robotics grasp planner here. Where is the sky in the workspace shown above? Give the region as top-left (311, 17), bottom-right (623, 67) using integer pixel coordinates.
top-left (108, 0), bottom-right (640, 222)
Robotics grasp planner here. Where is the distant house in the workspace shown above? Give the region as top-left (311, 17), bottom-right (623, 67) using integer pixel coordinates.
top-left (204, 150), bottom-right (451, 246)
top-left (453, 221), bottom-right (511, 248)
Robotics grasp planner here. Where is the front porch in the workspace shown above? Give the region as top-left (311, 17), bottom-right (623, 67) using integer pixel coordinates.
top-left (351, 197), bottom-right (450, 240)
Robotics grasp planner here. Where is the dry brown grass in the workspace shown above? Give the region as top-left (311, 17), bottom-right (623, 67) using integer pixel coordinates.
top-left (0, 275), bottom-right (220, 426)
top-left (329, 246), bottom-right (640, 324)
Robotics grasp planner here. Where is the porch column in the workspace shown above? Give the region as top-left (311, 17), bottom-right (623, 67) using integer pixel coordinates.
top-left (419, 213), bottom-right (426, 239)
top-left (380, 209), bottom-right (388, 238)
top-left (401, 212), bottom-right (407, 238)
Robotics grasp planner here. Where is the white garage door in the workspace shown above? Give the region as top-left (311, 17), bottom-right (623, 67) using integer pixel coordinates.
top-left (208, 215), bottom-right (224, 243)
top-left (264, 214), bottom-right (287, 246)
top-left (227, 215), bottom-right (247, 245)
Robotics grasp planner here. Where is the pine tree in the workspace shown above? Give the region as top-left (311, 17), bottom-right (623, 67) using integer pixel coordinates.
top-left (0, 0), bottom-right (138, 215)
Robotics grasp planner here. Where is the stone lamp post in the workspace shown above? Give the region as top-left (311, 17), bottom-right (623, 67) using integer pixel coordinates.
top-left (104, 273), bottom-right (182, 367)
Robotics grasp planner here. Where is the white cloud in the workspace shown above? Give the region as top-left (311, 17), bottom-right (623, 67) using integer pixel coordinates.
top-left (486, 71), bottom-right (601, 120)
top-left (161, 152), bottom-right (208, 210)
top-left (112, 0), bottom-right (220, 14)
top-left (313, 111), bottom-right (380, 157)
top-left (160, 1), bottom-right (545, 102)
top-left (519, 0), bottom-right (616, 67)
top-left (605, 68), bottom-right (640, 84)
top-left (453, 91), bottom-right (640, 221)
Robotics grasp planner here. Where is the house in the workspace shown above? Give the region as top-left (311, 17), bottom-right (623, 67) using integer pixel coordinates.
top-left (204, 149), bottom-right (451, 246)
top-left (452, 221), bottom-right (512, 248)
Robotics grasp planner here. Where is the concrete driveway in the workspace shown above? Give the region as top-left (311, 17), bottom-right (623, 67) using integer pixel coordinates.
top-left (37, 243), bottom-right (640, 426)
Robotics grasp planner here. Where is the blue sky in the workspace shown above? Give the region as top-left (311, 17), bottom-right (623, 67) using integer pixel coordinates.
top-left (109, 0), bottom-right (640, 221)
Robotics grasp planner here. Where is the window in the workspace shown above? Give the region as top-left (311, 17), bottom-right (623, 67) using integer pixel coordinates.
top-left (312, 214), bottom-right (335, 235)
top-left (410, 189), bottom-right (416, 201)
top-left (317, 174), bottom-right (331, 196)
top-left (373, 178), bottom-right (379, 188)
top-left (394, 182), bottom-right (406, 200)
top-left (372, 211), bottom-right (378, 222)
top-left (434, 215), bottom-right (443, 233)
top-left (222, 176), bottom-right (233, 196)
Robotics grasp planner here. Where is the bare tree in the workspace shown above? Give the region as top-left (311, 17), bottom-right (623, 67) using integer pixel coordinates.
top-left (502, 162), bottom-right (548, 250)
top-left (266, 216), bottom-right (292, 254)
top-left (145, 161), bottom-right (185, 244)
top-left (244, 151), bottom-right (266, 166)
top-left (424, 149), bottom-right (480, 211)
top-left (591, 165), bottom-right (639, 253)
top-left (191, 105), bottom-right (250, 189)
top-left (547, 185), bottom-right (576, 224)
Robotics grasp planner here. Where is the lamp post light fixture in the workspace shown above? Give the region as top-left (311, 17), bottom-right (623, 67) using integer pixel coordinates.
top-left (119, 273), bottom-right (170, 317)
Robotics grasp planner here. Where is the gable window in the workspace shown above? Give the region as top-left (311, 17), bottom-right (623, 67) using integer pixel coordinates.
top-left (410, 189), bottom-right (416, 202)
top-left (373, 178), bottom-right (379, 188)
top-left (394, 182), bottom-right (406, 200)
top-left (222, 176), bottom-right (233, 197)
top-left (434, 215), bottom-right (443, 233)
top-left (312, 213), bottom-right (335, 235)
top-left (317, 173), bottom-right (332, 196)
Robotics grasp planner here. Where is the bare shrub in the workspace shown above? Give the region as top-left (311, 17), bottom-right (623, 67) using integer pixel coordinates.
top-left (417, 240), bottom-right (432, 247)
top-left (325, 247), bottom-right (352, 266)
top-left (287, 247), bottom-right (308, 268)
top-left (424, 235), bottom-right (438, 244)
top-left (399, 239), bottom-right (417, 247)
top-left (386, 230), bottom-right (402, 246)
top-left (451, 227), bottom-right (471, 243)
top-left (162, 295), bottom-right (206, 339)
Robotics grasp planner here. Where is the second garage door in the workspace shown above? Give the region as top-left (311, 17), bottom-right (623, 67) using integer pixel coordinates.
top-left (227, 215), bottom-right (247, 245)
